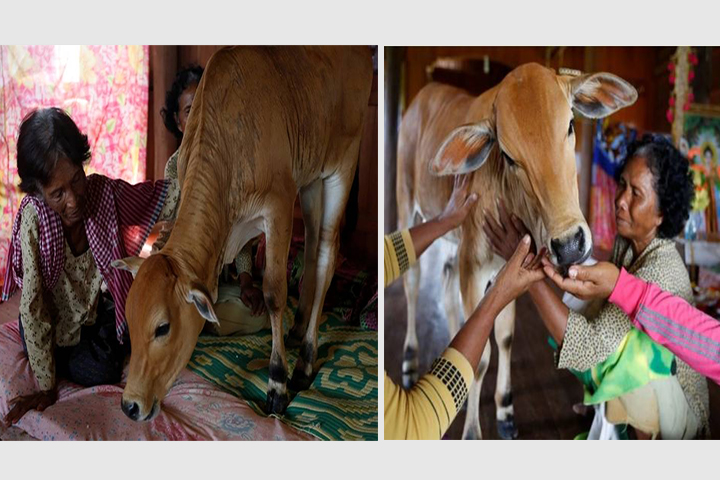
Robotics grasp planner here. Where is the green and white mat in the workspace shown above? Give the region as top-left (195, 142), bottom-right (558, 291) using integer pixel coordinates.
top-left (188, 297), bottom-right (378, 441)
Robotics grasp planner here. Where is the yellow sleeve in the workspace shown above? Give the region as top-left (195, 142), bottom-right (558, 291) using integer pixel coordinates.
top-left (384, 347), bottom-right (474, 440)
top-left (384, 229), bottom-right (417, 287)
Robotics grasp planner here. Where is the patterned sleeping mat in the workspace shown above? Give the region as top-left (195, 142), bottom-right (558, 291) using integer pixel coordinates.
top-left (188, 295), bottom-right (379, 441)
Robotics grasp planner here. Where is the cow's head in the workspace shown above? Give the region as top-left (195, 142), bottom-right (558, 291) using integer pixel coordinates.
top-left (430, 63), bottom-right (637, 266)
top-left (111, 253), bottom-right (218, 421)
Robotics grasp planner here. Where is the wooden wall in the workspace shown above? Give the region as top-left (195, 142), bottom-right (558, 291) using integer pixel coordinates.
top-left (147, 46), bottom-right (378, 270)
top-left (147, 46), bottom-right (225, 181)
top-left (402, 47), bottom-right (665, 135)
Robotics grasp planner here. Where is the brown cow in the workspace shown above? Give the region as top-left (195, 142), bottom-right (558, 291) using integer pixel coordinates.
top-left (397, 63), bottom-right (637, 439)
top-left (113, 46), bottom-right (373, 421)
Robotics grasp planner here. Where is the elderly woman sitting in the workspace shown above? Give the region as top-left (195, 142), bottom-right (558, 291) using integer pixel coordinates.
top-left (486, 134), bottom-right (709, 439)
top-left (1, 108), bottom-right (179, 426)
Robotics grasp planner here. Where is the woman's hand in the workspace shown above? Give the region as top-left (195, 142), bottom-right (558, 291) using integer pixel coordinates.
top-left (241, 286), bottom-right (266, 317)
top-left (542, 259), bottom-right (620, 301)
top-left (437, 175), bottom-right (479, 230)
top-left (3, 390), bottom-right (57, 427)
top-left (408, 175), bottom-right (478, 260)
top-left (238, 273), bottom-right (266, 317)
top-left (450, 235), bottom-right (546, 371)
top-left (488, 235), bottom-right (547, 308)
top-left (484, 199), bottom-right (540, 261)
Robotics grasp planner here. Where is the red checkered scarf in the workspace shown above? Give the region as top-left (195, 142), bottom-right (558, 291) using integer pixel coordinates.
top-left (2, 174), bottom-right (170, 342)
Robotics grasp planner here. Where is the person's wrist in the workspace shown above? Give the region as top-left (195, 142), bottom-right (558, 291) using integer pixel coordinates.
top-left (480, 285), bottom-right (507, 317)
top-left (434, 214), bottom-right (458, 234)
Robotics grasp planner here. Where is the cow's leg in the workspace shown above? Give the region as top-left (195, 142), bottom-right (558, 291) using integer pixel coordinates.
top-left (289, 164), bottom-right (356, 391)
top-left (287, 178), bottom-right (322, 348)
top-left (263, 196), bottom-right (294, 415)
top-left (494, 300), bottom-right (518, 439)
top-left (442, 252), bottom-right (463, 337)
top-left (401, 255), bottom-right (421, 388)
top-left (396, 199), bottom-right (422, 388)
top-left (462, 340), bottom-right (492, 440)
top-left (459, 251), bottom-right (502, 440)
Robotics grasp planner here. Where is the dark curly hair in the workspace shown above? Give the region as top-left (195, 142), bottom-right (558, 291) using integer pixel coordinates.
top-left (160, 64), bottom-right (204, 140)
top-left (16, 108), bottom-right (91, 196)
top-left (616, 134), bottom-right (694, 239)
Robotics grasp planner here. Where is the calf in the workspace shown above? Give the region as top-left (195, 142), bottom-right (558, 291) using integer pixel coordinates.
top-left (397, 63), bottom-right (637, 438)
top-left (114, 46), bottom-right (373, 421)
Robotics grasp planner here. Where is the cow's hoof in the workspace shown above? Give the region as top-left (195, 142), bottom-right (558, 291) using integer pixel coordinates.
top-left (265, 389), bottom-right (289, 415)
top-left (497, 418), bottom-right (519, 440)
top-left (402, 370), bottom-right (418, 389)
top-left (288, 369), bottom-right (313, 392)
top-left (462, 428), bottom-right (482, 440)
top-left (402, 350), bottom-right (419, 389)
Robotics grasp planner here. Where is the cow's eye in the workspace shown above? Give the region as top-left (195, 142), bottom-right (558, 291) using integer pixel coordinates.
top-left (502, 150), bottom-right (516, 167)
top-left (155, 323), bottom-right (170, 338)
top-left (568, 118), bottom-right (575, 136)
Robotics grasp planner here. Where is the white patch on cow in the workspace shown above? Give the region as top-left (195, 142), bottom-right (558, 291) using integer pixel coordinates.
top-left (268, 379), bottom-right (287, 395)
top-left (111, 256), bottom-right (145, 278)
top-left (224, 217), bottom-right (264, 266)
top-left (187, 288), bottom-right (219, 324)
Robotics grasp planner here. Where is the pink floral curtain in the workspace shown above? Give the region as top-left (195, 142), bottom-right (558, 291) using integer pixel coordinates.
top-left (0, 45), bottom-right (149, 287)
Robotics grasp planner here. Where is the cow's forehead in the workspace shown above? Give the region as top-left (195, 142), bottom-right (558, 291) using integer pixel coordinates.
top-left (128, 257), bottom-right (178, 319)
top-left (496, 66), bottom-right (569, 117)
top-left (494, 65), bottom-right (572, 144)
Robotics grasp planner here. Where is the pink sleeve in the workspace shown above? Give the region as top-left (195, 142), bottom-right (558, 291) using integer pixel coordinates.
top-left (609, 267), bottom-right (720, 385)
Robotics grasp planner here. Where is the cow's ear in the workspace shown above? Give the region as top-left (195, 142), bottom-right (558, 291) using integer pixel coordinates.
top-left (566, 72), bottom-right (638, 118)
top-left (430, 121), bottom-right (495, 176)
top-left (186, 283), bottom-right (219, 325)
top-left (111, 256), bottom-right (145, 278)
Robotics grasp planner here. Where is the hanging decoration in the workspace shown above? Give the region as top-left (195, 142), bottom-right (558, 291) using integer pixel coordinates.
top-left (668, 47), bottom-right (698, 145)
top-left (590, 120), bottom-right (637, 252)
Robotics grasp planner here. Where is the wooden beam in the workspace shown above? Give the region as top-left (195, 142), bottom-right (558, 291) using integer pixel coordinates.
top-left (148, 46), bottom-right (179, 181)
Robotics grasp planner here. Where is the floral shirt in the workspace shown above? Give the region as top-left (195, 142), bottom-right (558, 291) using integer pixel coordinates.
top-left (558, 236), bottom-right (710, 435)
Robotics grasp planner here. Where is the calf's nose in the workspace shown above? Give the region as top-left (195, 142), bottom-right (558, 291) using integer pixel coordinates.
top-left (121, 399), bottom-right (140, 421)
top-left (551, 227), bottom-right (586, 266)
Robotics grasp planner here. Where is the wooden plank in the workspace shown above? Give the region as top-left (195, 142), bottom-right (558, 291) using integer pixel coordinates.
top-left (149, 46), bottom-right (179, 181)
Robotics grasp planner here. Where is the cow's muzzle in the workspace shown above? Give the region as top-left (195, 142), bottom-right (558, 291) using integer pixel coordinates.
top-left (121, 397), bottom-right (159, 422)
top-left (550, 226), bottom-right (591, 267)
top-left (121, 398), bottom-right (141, 421)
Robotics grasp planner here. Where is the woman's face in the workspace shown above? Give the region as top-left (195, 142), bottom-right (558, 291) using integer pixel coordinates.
top-left (615, 154), bottom-right (662, 245)
top-left (175, 82), bottom-right (198, 135)
top-left (41, 156), bottom-right (87, 228)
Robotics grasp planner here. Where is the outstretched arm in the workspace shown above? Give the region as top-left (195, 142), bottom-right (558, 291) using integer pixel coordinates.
top-left (484, 199), bottom-right (569, 344)
top-left (384, 175), bottom-right (478, 287)
top-left (450, 235), bottom-right (546, 366)
top-left (408, 175), bottom-right (478, 258)
top-left (3, 206), bottom-right (57, 427)
top-left (385, 236), bottom-right (546, 439)
top-left (545, 261), bottom-right (720, 385)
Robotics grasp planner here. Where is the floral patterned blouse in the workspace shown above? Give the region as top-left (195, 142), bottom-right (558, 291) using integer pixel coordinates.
top-left (558, 236), bottom-right (709, 435)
